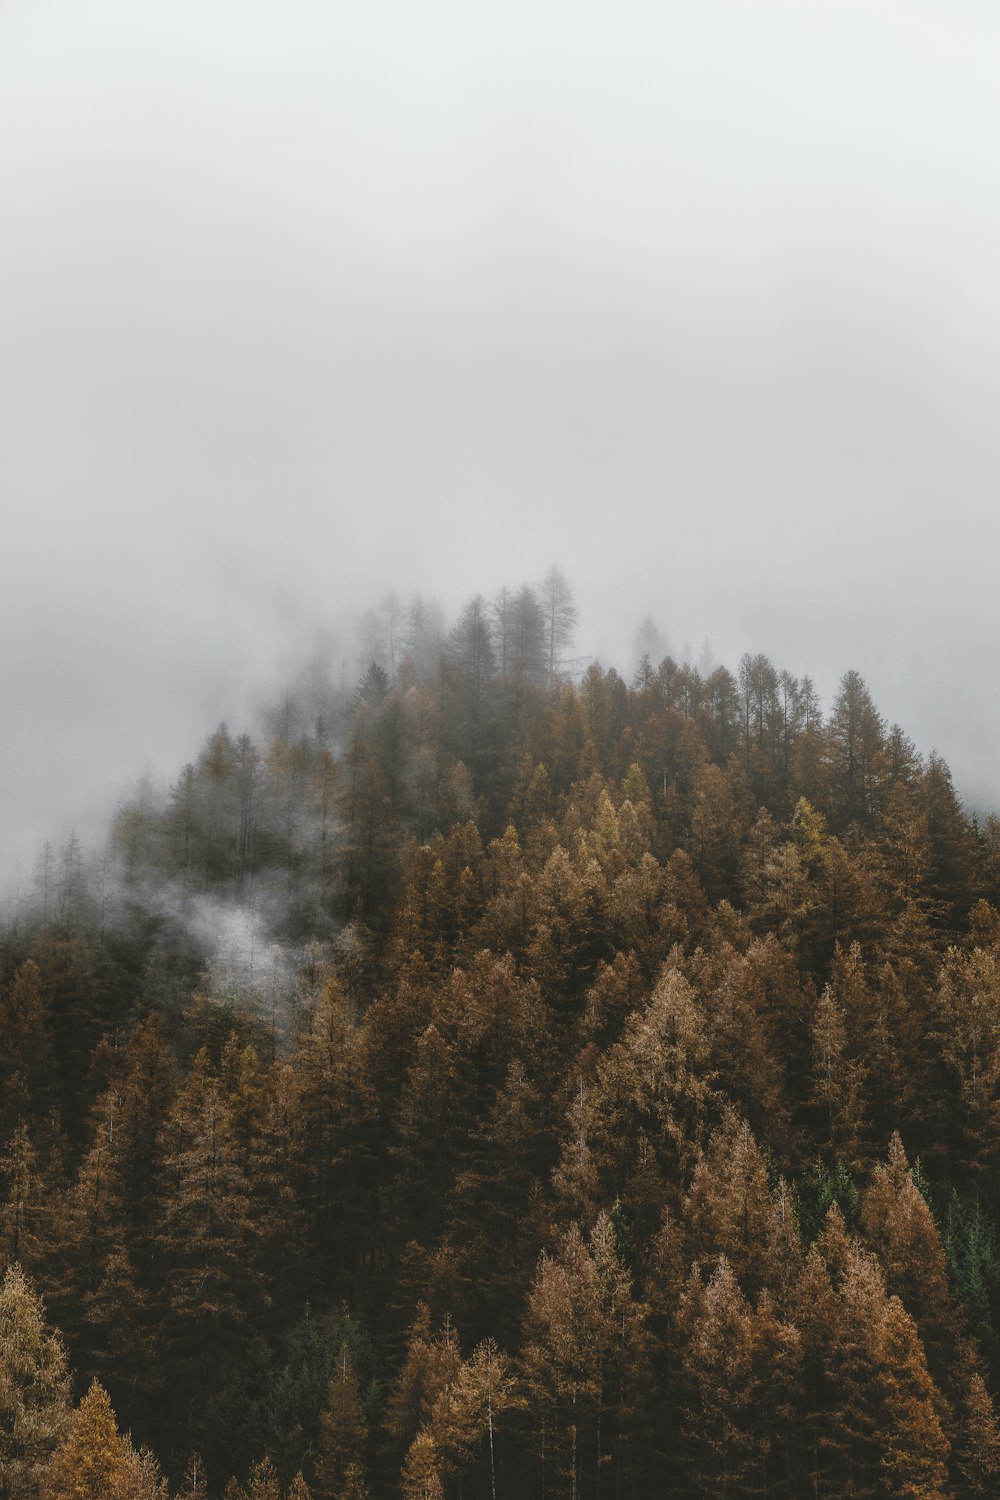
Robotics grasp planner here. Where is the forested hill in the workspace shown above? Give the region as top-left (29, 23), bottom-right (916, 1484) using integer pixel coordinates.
top-left (4, 576), bottom-right (1000, 1499)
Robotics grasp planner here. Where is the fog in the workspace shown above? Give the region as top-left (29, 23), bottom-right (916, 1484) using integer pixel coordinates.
top-left (3, 0), bottom-right (1000, 886)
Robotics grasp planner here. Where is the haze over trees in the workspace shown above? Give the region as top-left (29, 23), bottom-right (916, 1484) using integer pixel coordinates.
top-left (5, 573), bottom-right (1000, 1496)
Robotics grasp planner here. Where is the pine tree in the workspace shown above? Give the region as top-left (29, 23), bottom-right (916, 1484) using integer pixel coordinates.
top-left (943, 1195), bottom-right (1000, 1374)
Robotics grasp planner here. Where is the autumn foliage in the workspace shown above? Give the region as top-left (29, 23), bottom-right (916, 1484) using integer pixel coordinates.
top-left (4, 582), bottom-right (1000, 1495)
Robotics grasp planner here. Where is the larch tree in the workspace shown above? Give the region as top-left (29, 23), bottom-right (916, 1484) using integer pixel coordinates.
top-left (788, 1240), bottom-right (844, 1499)
top-left (40, 1380), bottom-right (166, 1500)
top-left (683, 1109), bottom-right (801, 1302)
top-left (520, 1233), bottom-right (590, 1497)
top-left (157, 1052), bottom-right (261, 1386)
top-left (315, 1347), bottom-right (368, 1500)
top-left (587, 1211), bottom-right (653, 1499)
top-left (589, 965), bottom-right (717, 1203)
top-left (400, 1431), bottom-right (444, 1500)
top-left (675, 1257), bottom-right (802, 1500)
top-left (385, 1308), bottom-right (462, 1472)
top-left (952, 1365), bottom-right (1000, 1498)
top-left (233, 1458), bottom-right (283, 1500)
top-left (0, 960), bottom-right (53, 1134)
top-left (875, 1295), bottom-right (951, 1499)
top-left (827, 669), bottom-right (885, 830)
top-left (538, 568), bottom-right (579, 694)
top-left (793, 1214), bottom-right (951, 1500)
top-left (921, 753), bottom-right (974, 922)
top-left (293, 972), bottom-right (377, 1283)
top-left (933, 946), bottom-right (1000, 1182)
top-left (520, 1221), bottom-right (614, 1500)
top-left (175, 1453), bottom-right (208, 1500)
top-left (425, 1337), bottom-right (519, 1500)
top-left (861, 1132), bottom-right (959, 1382)
top-left (286, 1477), bottom-right (315, 1500)
top-left (0, 1266), bottom-right (71, 1499)
top-left (809, 982), bottom-right (866, 1171)
top-left (0, 1126), bottom-right (47, 1271)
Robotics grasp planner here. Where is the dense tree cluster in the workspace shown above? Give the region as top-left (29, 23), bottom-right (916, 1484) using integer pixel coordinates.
top-left (5, 573), bottom-right (1000, 1496)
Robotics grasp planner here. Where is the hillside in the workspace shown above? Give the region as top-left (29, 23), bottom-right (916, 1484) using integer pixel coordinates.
top-left (4, 579), bottom-right (1000, 1498)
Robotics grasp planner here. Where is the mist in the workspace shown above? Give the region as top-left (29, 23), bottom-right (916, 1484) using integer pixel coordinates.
top-left (3, 0), bottom-right (1000, 887)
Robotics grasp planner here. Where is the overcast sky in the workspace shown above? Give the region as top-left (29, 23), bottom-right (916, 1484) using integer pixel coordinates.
top-left (2, 0), bottom-right (1000, 883)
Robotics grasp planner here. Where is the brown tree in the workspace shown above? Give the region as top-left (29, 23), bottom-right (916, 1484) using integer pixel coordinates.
top-left (41, 1381), bottom-right (166, 1500)
top-left (0, 1266), bottom-right (71, 1499)
top-left (315, 1348), bottom-right (368, 1500)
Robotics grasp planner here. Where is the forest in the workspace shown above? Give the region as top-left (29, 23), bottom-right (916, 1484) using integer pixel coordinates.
top-left (5, 570), bottom-right (1000, 1499)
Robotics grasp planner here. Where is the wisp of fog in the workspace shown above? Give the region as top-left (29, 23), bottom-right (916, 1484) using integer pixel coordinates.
top-left (2, 0), bottom-right (1000, 887)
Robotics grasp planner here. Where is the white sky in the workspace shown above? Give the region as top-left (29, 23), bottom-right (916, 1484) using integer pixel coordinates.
top-left (2, 0), bottom-right (1000, 877)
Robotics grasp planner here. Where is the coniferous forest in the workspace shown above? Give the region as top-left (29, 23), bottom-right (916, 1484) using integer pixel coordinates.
top-left (7, 575), bottom-right (1000, 1499)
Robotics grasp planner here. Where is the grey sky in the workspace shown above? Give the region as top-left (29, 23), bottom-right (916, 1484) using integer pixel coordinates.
top-left (2, 0), bottom-right (1000, 881)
